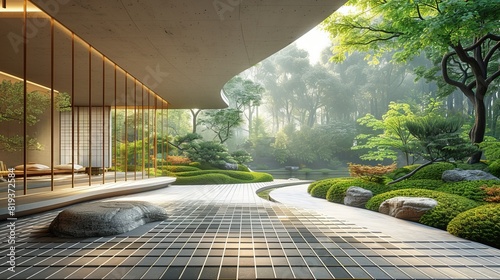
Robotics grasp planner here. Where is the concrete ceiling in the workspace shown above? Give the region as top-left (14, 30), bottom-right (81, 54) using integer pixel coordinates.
top-left (1, 0), bottom-right (346, 108)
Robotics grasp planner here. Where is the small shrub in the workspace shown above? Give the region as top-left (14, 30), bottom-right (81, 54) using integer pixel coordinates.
top-left (409, 162), bottom-right (455, 180)
top-left (481, 185), bottom-right (500, 203)
top-left (366, 189), bottom-right (479, 230)
top-left (447, 204), bottom-right (500, 249)
top-left (436, 180), bottom-right (499, 203)
top-left (389, 179), bottom-right (443, 190)
top-left (166, 155), bottom-right (191, 165)
top-left (307, 178), bottom-right (340, 193)
top-left (348, 162), bottom-right (397, 182)
top-left (310, 180), bottom-right (338, 199)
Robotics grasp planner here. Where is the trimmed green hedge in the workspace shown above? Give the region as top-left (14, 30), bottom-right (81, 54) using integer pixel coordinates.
top-left (163, 165), bottom-right (201, 172)
top-left (175, 170), bottom-right (254, 180)
top-left (308, 178), bottom-right (350, 198)
top-left (409, 162), bottom-right (455, 180)
top-left (436, 180), bottom-right (499, 202)
top-left (366, 189), bottom-right (480, 230)
top-left (389, 179), bottom-right (443, 190)
top-left (173, 171), bottom-right (273, 185)
top-left (307, 178), bottom-right (339, 193)
top-left (447, 204), bottom-right (500, 249)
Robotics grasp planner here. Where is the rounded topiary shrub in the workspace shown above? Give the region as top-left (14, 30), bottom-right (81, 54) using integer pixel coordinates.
top-left (389, 179), bottom-right (443, 190)
top-left (436, 180), bottom-right (498, 202)
top-left (325, 178), bottom-right (387, 204)
top-left (366, 189), bottom-right (480, 230)
top-left (409, 162), bottom-right (455, 180)
top-left (307, 178), bottom-right (343, 194)
top-left (447, 204), bottom-right (500, 249)
top-left (310, 181), bottom-right (335, 199)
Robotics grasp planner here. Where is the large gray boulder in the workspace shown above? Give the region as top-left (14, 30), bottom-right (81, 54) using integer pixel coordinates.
top-left (379, 197), bottom-right (438, 222)
top-left (49, 201), bottom-right (168, 238)
top-left (344, 186), bottom-right (373, 208)
top-left (442, 169), bottom-right (499, 182)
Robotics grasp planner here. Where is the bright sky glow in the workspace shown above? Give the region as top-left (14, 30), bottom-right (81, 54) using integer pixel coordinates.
top-left (295, 26), bottom-right (331, 65)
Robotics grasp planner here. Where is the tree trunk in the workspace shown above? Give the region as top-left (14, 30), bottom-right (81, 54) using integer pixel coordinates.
top-left (190, 109), bottom-right (201, 134)
top-left (468, 89), bottom-right (487, 163)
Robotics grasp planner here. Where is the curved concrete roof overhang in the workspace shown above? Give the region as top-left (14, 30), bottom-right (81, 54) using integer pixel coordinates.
top-left (1, 0), bottom-right (346, 109)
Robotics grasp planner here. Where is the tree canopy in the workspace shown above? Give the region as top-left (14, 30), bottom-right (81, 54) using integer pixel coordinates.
top-left (322, 0), bottom-right (500, 163)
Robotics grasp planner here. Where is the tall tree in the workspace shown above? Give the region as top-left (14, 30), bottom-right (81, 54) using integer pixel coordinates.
top-left (199, 108), bottom-right (243, 144)
top-left (223, 76), bottom-right (264, 136)
top-left (323, 0), bottom-right (500, 163)
top-left (0, 80), bottom-right (70, 151)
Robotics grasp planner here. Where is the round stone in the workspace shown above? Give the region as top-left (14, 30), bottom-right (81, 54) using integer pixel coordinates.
top-left (49, 201), bottom-right (168, 237)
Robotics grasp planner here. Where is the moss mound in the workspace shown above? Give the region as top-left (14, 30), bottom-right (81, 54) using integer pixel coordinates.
top-left (436, 180), bottom-right (498, 203)
top-left (447, 204), bottom-right (500, 249)
top-left (409, 162), bottom-right (455, 180)
top-left (389, 179), bottom-right (443, 190)
top-left (173, 170), bottom-right (273, 185)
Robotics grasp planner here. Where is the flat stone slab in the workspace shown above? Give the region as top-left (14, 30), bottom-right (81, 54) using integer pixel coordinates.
top-left (49, 201), bottom-right (168, 237)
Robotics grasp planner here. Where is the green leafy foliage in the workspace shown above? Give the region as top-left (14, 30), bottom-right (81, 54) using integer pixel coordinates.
top-left (183, 141), bottom-right (234, 166)
top-left (436, 180), bottom-right (498, 203)
top-left (385, 167), bottom-right (411, 180)
top-left (409, 162), bottom-right (455, 180)
top-left (479, 140), bottom-right (500, 161)
top-left (309, 178), bottom-right (347, 199)
top-left (389, 179), bottom-right (443, 191)
top-left (366, 189), bottom-right (479, 230)
top-left (322, 0), bottom-right (500, 164)
top-left (487, 160), bottom-right (500, 178)
top-left (447, 204), bottom-right (500, 249)
top-left (272, 122), bottom-right (357, 167)
top-left (352, 102), bottom-right (420, 165)
top-left (0, 80), bottom-right (71, 151)
top-left (230, 150), bottom-right (253, 165)
top-left (199, 108), bottom-right (243, 144)
top-left (405, 115), bottom-right (478, 163)
top-left (163, 165), bottom-right (200, 173)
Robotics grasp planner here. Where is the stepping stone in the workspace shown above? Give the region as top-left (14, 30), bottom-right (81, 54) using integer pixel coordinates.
top-left (49, 201), bottom-right (168, 237)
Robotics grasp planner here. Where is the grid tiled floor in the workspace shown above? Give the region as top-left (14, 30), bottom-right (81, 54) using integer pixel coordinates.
top-left (0, 183), bottom-right (499, 279)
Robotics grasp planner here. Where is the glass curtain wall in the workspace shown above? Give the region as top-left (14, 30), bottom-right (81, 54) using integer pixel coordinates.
top-left (0, 0), bottom-right (169, 194)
